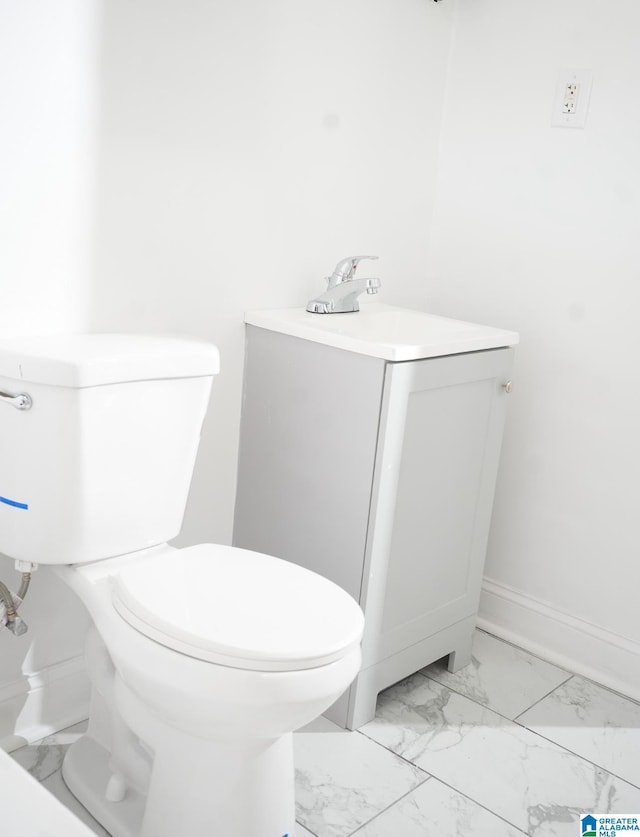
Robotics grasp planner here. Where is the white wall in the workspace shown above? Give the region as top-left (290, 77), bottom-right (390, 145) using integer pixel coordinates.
top-left (0, 0), bottom-right (98, 336)
top-left (88, 0), bottom-right (456, 546)
top-left (0, 0), bottom-right (100, 747)
top-left (427, 0), bottom-right (640, 696)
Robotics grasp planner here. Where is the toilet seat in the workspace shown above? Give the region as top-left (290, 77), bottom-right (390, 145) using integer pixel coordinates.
top-left (112, 544), bottom-right (364, 672)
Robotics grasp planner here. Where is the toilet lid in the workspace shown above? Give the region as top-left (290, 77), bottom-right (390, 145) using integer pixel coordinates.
top-left (112, 544), bottom-right (364, 672)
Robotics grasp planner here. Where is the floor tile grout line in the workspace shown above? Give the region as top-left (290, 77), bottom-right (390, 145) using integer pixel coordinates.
top-left (421, 773), bottom-right (530, 836)
top-left (370, 672), bottom-right (621, 769)
top-left (350, 731), bottom-right (531, 837)
top-left (417, 637), bottom-right (576, 723)
top-left (354, 726), bottom-right (432, 777)
top-left (512, 673), bottom-right (575, 721)
top-left (295, 815), bottom-right (320, 837)
top-left (476, 628), bottom-right (571, 675)
top-left (416, 664), bottom-right (640, 753)
top-left (420, 663), bottom-right (640, 723)
top-left (345, 774), bottom-right (433, 836)
top-left (358, 676), bottom-right (640, 805)
top-left (585, 680), bottom-right (640, 709)
top-left (478, 628), bottom-right (640, 709)
top-left (355, 727), bottom-right (534, 835)
top-left (413, 666), bottom-right (567, 723)
top-left (356, 718), bottom-right (640, 836)
top-left (417, 668), bottom-right (491, 711)
top-left (508, 721), bottom-right (640, 793)
top-left (412, 668), bottom-right (566, 730)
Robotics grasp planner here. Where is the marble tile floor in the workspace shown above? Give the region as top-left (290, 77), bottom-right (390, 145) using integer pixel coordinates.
top-left (11, 629), bottom-right (640, 837)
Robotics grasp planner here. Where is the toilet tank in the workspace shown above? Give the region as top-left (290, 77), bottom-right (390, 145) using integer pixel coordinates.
top-left (0, 334), bottom-right (219, 565)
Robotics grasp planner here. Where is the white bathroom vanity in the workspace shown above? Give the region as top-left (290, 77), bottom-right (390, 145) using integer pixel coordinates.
top-left (233, 303), bottom-right (519, 729)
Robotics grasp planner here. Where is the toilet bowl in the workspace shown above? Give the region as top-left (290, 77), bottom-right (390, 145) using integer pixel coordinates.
top-left (0, 334), bottom-right (364, 837)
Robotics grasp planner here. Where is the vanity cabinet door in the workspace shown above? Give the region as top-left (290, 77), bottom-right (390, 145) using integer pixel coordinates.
top-left (360, 348), bottom-right (514, 668)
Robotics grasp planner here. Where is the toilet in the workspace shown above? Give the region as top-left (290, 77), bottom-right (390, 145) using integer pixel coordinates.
top-left (0, 333), bottom-right (364, 837)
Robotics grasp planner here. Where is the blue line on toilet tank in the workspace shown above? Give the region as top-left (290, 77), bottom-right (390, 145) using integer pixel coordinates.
top-left (0, 496), bottom-right (28, 510)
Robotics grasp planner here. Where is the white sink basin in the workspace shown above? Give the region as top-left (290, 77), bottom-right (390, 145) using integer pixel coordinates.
top-left (244, 303), bottom-right (519, 361)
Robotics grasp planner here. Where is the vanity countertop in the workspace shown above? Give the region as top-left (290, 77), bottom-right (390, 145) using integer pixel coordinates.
top-left (244, 303), bottom-right (519, 362)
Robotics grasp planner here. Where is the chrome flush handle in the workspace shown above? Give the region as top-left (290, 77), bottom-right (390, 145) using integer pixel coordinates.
top-left (0, 391), bottom-right (33, 410)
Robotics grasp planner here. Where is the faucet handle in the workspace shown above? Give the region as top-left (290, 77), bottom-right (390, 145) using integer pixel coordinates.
top-left (328, 255), bottom-right (378, 286)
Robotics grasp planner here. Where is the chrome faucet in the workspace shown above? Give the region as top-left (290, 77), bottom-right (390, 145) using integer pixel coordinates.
top-left (306, 255), bottom-right (381, 314)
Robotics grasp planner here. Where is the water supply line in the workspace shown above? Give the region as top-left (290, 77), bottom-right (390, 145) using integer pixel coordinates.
top-left (0, 562), bottom-right (36, 636)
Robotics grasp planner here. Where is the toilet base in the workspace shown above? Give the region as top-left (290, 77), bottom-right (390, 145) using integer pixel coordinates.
top-left (55, 577), bottom-right (360, 837)
top-left (62, 727), bottom-right (297, 837)
top-left (63, 735), bottom-right (145, 837)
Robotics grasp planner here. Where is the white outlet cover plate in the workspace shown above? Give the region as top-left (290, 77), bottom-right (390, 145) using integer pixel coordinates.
top-left (552, 69), bottom-right (593, 129)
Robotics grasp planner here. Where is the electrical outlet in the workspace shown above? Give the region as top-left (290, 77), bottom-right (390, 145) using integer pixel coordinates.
top-left (562, 82), bottom-right (578, 114)
top-left (552, 69), bottom-right (593, 128)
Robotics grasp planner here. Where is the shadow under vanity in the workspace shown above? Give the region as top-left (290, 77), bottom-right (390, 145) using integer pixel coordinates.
top-left (233, 303), bottom-right (518, 729)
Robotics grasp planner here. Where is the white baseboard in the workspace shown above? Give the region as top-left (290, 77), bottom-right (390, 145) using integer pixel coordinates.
top-left (0, 656), bottom-right (90, 752)
top-left (478, 577), bottom-right (640, 704)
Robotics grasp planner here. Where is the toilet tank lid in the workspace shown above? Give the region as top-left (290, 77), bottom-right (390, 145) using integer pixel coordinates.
top-left (0, 333), bottom-right (220, 388)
